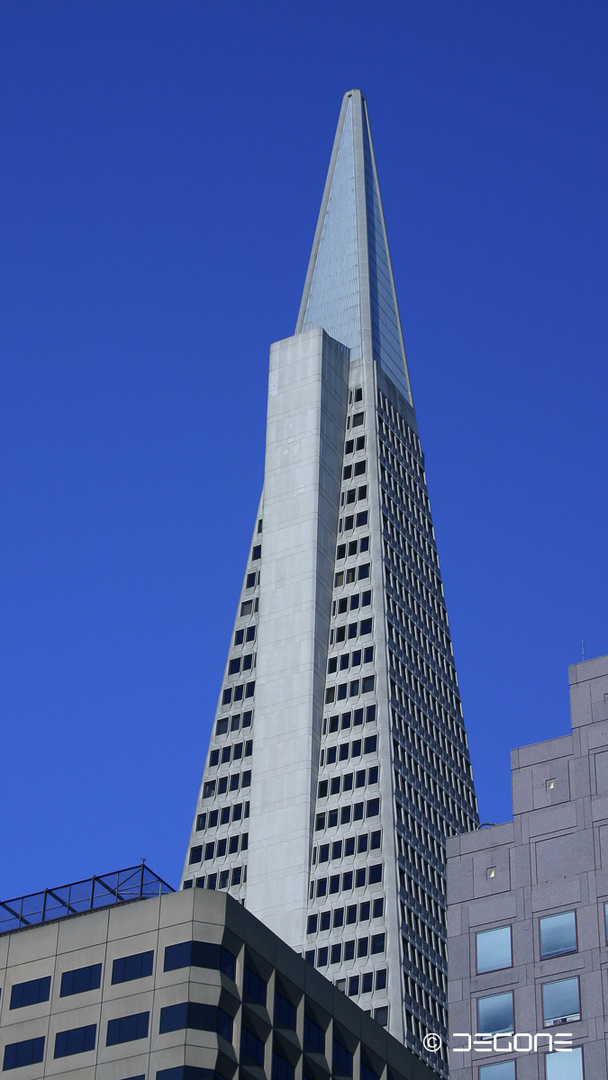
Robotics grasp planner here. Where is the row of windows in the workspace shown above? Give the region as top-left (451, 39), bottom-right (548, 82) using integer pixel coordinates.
top-left (305, 933), bottom-right (385, 969)
top-left (228, 654), bottom-right (254, 675)
top-left (216, 711), bottom-right (252, 735)
top-left (325, 675), bottom-right (375, 703)
top-left (333, 593), bottom-right (371, 618)
top-left (336, 535), bottom-right (368, 559)
top-left (335, 563), bottom-right (370, 588)
top-left (184, 865), bottom-right (245, 891)
top-left (327, 646), bottom-right (374, 673)
top-left (318, 765), bottom-right (378, 798)
top-left (307, 896), bottom-right (385, 934)
top-left (209, 740), bottom-right (252, 766)
top-left (331, 618), bottom-right (373, 646)
top-left (314, 830), bottom-right (381, 864)
top-left (191, 833), bottom-right (249, 863)
top-left (338, 510), bottom-right (368, 533)
top-left (344, 434), bottom-right (365, 455)
top-left (323, 733), bottom-right (377, 764)
top-left (314, 798), bottom-right (379, 830)
top-left (342, 460), bottom-right (366, 481)
top-left (191, 831), bottom-right (248, 858)
top-left (234, 625), bottom-right (256, 646)
top-left (340, 484), bottom-right (367, 508)
top-left (323, 705), bottom-right (376, 735)
top-left (202, 770), bottom-right (251, 799)
top-left (6, 950), bottom-right (154, 1014)
top-left (474, 909), bottom-right (585, 975)
top-left (311, 864), bottom-right (382, 898)
top-left (330, 608), bottom-right (372, 645)
top-left (477, 1051), bottom-right (584, 1080)
top-left (221, 681), bottom-right (255, 705)
top-left (196, 801), bottom-right (249, 830)
top-left (311, 864), bottom-right (382, 899)
top-left (475, 978), bottom-right (582, 1033)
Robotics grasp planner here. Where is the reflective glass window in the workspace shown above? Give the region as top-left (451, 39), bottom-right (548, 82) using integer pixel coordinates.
top-left (539, 911), bottom-right (576, 959)
top-left (545, 1046), bottom-right (583, 1079)
top-left (477, 991), bottom-right (513, 1035)
top-left (542, 977), bottom-right (580, 1026)
top-left (476, 926), bottom-right (512, 974)
top-left (478, 1064), bottom-right (516, 1080)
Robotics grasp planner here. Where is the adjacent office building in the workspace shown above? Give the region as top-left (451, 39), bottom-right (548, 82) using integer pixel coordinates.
top-left (0, 868), bottom-right (435, 1080)
top-left (182, 90), bottom-right (479, 1075)
top-left (447, 653), bottom-right (608, 1079)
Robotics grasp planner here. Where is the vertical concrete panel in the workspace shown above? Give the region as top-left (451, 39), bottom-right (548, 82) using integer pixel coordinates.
top-left (247, 328), bottom-right (349, 947)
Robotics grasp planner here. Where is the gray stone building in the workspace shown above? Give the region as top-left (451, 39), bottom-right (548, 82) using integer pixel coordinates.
top-left (447, 653), bottom-right (608, 1079)
top-left (181, 89), bottom-right (478, 1075)
top-left (0, 867), bottom-right (434, 1080)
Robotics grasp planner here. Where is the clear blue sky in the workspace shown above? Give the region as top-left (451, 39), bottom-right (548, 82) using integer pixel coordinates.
top-left (1, 1), bottom-right (607, 899)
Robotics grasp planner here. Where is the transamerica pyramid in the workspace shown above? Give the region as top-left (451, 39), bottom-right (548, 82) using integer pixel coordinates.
top-left (182, 90), bottom-right (478, 1076)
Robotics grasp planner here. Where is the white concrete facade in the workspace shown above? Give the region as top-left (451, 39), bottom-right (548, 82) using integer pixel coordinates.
top-left (247, 328), bottom-right (350, 946)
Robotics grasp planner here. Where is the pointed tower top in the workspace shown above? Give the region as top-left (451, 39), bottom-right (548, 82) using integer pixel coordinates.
top-left (296, 90), bottom-right (412, 404)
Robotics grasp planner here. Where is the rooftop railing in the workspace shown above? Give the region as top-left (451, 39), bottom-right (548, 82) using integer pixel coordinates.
top-left (0, 864), bottom-right (174, 935)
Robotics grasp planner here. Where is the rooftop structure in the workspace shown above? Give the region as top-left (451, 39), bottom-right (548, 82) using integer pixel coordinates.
top-left (0, 865), bottom-right (173, 936)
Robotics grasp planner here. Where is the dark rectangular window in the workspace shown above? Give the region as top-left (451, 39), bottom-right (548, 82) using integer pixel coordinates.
top-left (333, 1038), bottom-right (353, 1077)
top-left (54, 1023), bottom-right (96, 1058)
top-left (3, 1037), bottom-right (45, 1071)
top-left (60, 962), bottom-right (102, 997)
top-left (274, 990), bottom-right (296, 1030)
top-left (362, 676), bottom-right (375, 693)
top-left (189, 845), bottom-right (203, 864)
top-left (159, 1002), bottom-right (232, 1041)
top-left (366, 798), bottom-right (380, 817)
top-left (272, 1051), bottom-right (294, 1080)
top-left (241, 1026), bottom-right (264, 1066)
top-left (244, 964), bottom-right (267, 1005)
top-left (371, 933), bottom-right (385, 954)
top-left (164, 941), bottom-right (236, 981)
top-left (111, 950), bottom-right (153, 984)
top-left (106, 1011), bottom-right (149, 1046)
top-left (10, 975), bottom-right (51, 1009)
top-left (304, 1014), bottom-right (325, 1053)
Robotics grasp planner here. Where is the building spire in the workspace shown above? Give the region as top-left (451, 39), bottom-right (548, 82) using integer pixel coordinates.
top-left (296, 89), bottom-right (412, 404)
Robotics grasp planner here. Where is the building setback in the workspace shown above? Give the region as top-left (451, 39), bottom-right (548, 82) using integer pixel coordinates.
top-left (0, 879), bottom-right (436, 1080)
top-left (182, 90), bottom-right (479, 1076)
top-left (447, 653), bottom-right (608, 1080)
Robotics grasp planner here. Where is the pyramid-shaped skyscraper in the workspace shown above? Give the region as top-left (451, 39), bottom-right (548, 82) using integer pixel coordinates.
top-left (182, 90), bottom-right (478, 1076)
